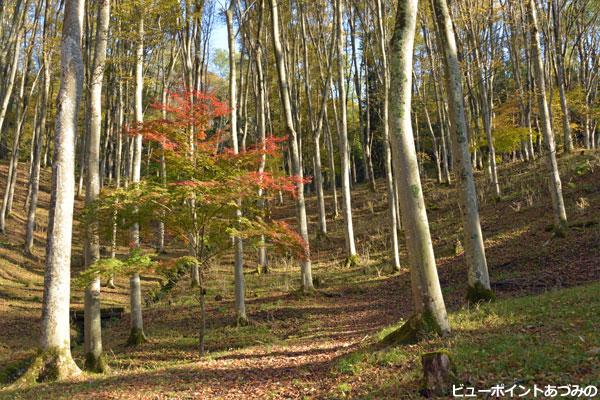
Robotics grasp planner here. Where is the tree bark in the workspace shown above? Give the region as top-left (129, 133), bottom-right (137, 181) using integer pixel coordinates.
top-left (389, 0), bottom-right (449, 335)
top-left (551, 0), bottom-right (573, 153)
top-left (335, 0), bottom-right (357, 261)
top-left (269, 0), bottom-right (313, 291)
top-left (16, 0), bottom-right (85, 384)
top-left (375, 0), bottom-right (401, 271)
top-left (128, 10), bottom-right (147, 345)
top-left (83, 0), bottom-right (110, 372)
top-left (227, 0), bottom-right (248, 324)
top-left (431, 0), bottom-right (493, 303)
top-left (526, 0), bottom-right (568, 230)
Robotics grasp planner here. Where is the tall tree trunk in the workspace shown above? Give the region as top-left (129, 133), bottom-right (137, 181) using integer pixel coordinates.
top-left (128, 10), bottom-right (147, 346)
top-left (299, 4), bottom-right (328, 238)
top-left (25, 0), bottom-right (54, 255)
top-left (324, 110), bottom-right (340, 218)
top-left (254, 0), bottom-right (269, 271)
top-left (16, 0), bottom-right (85, 384)
top-left (227, 0), bottom-right (247, 324)
top-left (269, 0), bottom-right (313, 291)
top-left (551, 0), bottom-right (573, 153)
top-left (84, 0), bottom-right (110, 372)
top-left (335, 0), bottom-right (357, 262)
top-left (526, 0), bottom-right (568, 230)
top-left (388, 0), bottom-right (449, 336)
top-left (431, 0), bottom-right (493, 303)
top-left (376, 0), bottom-right (401, 271)
top-left (0, 17), bottom-right (23, 142)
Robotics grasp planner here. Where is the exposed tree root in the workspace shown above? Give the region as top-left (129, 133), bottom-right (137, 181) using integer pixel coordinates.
top-left (84, 352), bottom-right (108, 373)
top-left (127, 328), bottom-right (148, 346)
top-left (344, 254), bottom-right (361, 268)
top-left (466, 282), bottom-right (496, 304)
top-left (10, 349), bottom-right (81, 389)
top-left (380, 312), bottom-right (442, 347)
top-left (236, 315), bottom-right (251, 327)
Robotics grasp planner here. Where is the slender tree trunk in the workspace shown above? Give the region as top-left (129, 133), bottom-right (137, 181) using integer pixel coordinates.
top-left (335, 0), bottom-right (357, 262)
top-left (227, 0), bottom-right (247, 324)
top-left (388, 0), bottom-right (449, 335)
top-left (0, 21), bottom-right (23, 141)
top-left (526, 0), bottom-right (568, 230)
top-left (84, 0), bottom-right (110, 372)
top-left (25, 0), bottom-right (53, 252)
top-left (269, 0), bottom-right (313, 291)
top-left (551, 0), bottom-right (572, 153)
top-left (376, 0), bottom-right (401, 271)
top-left (300, 5), bottom-right (328, 238)
top-left (324, 110), bottom-right (339, 218)
top-left (254, 1), bottom-right (269, 271)
top-left (128, 11), bottom-right (147, 345)
top-left (431, 0), bottom-right (493, 302)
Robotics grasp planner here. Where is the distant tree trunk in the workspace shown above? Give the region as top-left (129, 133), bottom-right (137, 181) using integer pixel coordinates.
top-left (375, 0), bottom-right (401, 271)
top-left (128, 11), bottom-right (147, 346)
top-left (526, 0), bottom-right (568, 230)
top-left (16, 0), bottom-right (85, 384)
top-left (269, 0), bottom-right (313, 291)
top-left (254, 0), bottom-right (269, 271)
top-left (0, 16), bottom-right (24, 143)
top-left (335, 0), bottom-right (357, 262)
top-left (461, 5), bottom-right (500, 196)
top-left (324, 109), bottom-right (340, 218)
top-left (299, 4), bottom-right (329, 238)
top-left (25, 0), bottom-right (55, 255)
top-left (431, 0), bottom-right (493, 303)
top-left (349, 8), bottom-right (374, 191)
top-left (423, 24), bottom-right (451, 184)
top-left (0, 60), bottom-right (29, 232)
top-left (227, 0), bottom-right (248, 324)
top-left (84, 0), bottom-right (110, 372)
top-left (388, 0), bottom-right (450, 335)
top-left (551, 0), bottom-right (573, 153)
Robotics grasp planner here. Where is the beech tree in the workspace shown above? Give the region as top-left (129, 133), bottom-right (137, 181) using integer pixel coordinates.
top-left (269, 0), bottom-right (314, 291)
top-left (83, 0), bottom-right (110, 372)
top-left (430, 0), bottom-right (492, 302)
top-left (128, 5), bottom-right (147, 346)
top-left (386, 0), bottom-right (450, 340)
top-left (335, 0), bottom-right (357, 263)
top-left (526, 0), bottom-right (568, 230)
top-left (15, 0), bottom-right (84, 385)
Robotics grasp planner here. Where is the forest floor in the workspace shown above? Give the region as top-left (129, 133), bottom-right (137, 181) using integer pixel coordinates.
top-left (1, 151), bottom-right (600, 399)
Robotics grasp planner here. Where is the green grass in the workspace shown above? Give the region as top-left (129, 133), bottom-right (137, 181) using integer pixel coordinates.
top-left (338, 282), bottom-right (600, 396)
top-left (447, 283), bottom-right (600, 385)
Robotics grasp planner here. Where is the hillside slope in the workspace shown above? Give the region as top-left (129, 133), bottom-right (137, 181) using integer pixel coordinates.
top-left (0, 151), bottom-right (599, 399)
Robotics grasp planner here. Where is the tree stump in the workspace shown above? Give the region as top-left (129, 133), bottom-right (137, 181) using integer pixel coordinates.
top-left (420, 351), bottom-right (456, 397)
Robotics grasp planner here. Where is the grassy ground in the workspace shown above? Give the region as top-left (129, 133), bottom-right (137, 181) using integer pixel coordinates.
top-left (0, 151), bottom-right (599, 399)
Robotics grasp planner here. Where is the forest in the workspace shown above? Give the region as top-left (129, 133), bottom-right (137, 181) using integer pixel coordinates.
top-left (0, 0), bottom-right (599, 398)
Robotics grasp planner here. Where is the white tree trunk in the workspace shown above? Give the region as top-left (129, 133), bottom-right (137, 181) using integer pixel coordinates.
top-left (335, 0), bottom-right (357, 260)
top-left (431, 0), bottom-right (492, 302)
top-left (269, 0), bottom-right (313, 291)
top-left (84, 0), bottom-right (110, 371)
top-left (527, 0), bottom-right (568, 229)
top-left (255, 2), bottom-right (270, 270)
top-left (376, 0), bottom-right (401, 271)
top-left (227, 1), bottom-right (247, 323)
top-left (27, 0), bottom-right (85, 382)
top-left (0, 19), bottom-right (23, 138)
top-left (128, 11), bottom-right (147, 345)
top-left (389, 0), bottom-right (449, 335)
top-left (551, 0), bottom-right (573, 153)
